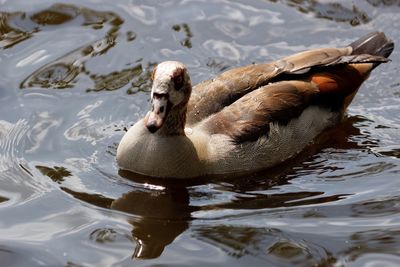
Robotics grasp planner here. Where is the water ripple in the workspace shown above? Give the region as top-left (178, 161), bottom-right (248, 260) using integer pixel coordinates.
top-left (1, 0), bottom-right (400, 266)
top-left (0, 120), bottom-right (43, 202)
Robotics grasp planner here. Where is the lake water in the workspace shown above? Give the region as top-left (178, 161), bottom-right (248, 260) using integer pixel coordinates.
top-left (1, 0), bottom-right (400, 266)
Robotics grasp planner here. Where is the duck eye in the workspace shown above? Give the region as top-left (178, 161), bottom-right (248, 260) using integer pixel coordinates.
top-left (173, 74), bottom-right (184, 91)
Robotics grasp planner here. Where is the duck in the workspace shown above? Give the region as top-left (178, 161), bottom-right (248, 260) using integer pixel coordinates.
top-left (117, 31), bottom-right (394, 179)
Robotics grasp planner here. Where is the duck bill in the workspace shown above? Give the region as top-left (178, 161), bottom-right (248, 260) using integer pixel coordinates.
top-left (146, 95), bottom-right (169, 133)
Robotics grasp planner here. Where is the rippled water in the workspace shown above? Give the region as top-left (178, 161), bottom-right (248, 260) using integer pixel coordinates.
top-left (1, 0), bottom-right (400, 266)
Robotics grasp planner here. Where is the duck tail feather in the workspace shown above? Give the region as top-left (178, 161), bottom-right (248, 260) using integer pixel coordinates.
top-left (349, 32), bottom-right (394, 68)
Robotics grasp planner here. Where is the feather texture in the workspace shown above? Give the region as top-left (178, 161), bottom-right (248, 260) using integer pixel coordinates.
top-left (117, 32), bottom-right (394, 178)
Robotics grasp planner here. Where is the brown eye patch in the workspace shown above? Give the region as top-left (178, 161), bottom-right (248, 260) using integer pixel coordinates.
top-left (172, 68), bottom-right (184, 91)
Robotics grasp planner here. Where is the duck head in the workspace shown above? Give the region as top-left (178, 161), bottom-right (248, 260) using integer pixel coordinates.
top-left (145, 61), bottom-right (192, 134)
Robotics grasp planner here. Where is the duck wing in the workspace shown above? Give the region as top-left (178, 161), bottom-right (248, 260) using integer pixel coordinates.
top-left (201, 58), bottom-right (390, 144)
top-left (187, 31), bottom-right (392, 126)
top-left (200, 80), bottom-right (316, 143)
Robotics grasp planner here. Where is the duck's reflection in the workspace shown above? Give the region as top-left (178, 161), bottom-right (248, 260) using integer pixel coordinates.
top-left (111, 176), bottom-right (198, 259)
top-left (57, 116), bottom-right (371, 260)
top-left (109, 117), bottom-right (362, 259)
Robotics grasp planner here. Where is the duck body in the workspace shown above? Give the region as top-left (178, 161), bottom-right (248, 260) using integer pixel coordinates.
top-left (117, 105), bottom-right (336, 178)
top-left (117, 32), bottom-right (394, 179)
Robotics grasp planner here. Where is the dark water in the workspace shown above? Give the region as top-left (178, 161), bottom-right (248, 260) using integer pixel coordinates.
top-left (1, 0), bottom-right (400, 266)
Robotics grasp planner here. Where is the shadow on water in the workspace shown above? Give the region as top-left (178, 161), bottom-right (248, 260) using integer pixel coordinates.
top-left (35, 114), bottom-right (376, 260)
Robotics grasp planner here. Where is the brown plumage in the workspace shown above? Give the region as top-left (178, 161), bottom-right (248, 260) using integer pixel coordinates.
top-left (187, 32), bottom-right (393, 144)
top-left (117, 32), bottom-right (394, 178)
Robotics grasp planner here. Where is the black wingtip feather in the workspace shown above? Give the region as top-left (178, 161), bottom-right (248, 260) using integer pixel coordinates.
top-left (350, 31), bottom-right (394, 59)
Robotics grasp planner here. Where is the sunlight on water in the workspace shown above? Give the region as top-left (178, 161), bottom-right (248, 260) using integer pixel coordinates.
top-left (0, 0), bottom-right (400, 266)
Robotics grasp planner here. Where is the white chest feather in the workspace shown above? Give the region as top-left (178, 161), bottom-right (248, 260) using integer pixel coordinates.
top-left (116, 120), bottom-right (204, 177)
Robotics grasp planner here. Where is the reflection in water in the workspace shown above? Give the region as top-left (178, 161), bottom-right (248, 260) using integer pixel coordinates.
top-left (126, 30), bottom-right (136, 42)
top-left (376, 147), bottom-right (400, 158)
top-left (270, 0), bottom-right (370, 26)
top-left (89, 228), bottom-right (134, 246)
top-left (22, 63), bottom-right (81, 89)
top-left (30, 4), bottom-right (77, 25)
top-left (206, 58), bottom-right (231, 73)
top-left (196, 226), bottom-right (266, 259)
top-left (0, 196), bottom-right (9, 204)
top-left (207, 191), bottom-right (349, 210)
top-left (338, 228), bottom-right (400, 265)
top-left (195, 226), bottom-right (331, 265)
top-left (87, 62), bottom-right (156, 94)
top-left (111, 186), bottom-right (197, 259)
top-left (172, 23), bottom-right (193, 49)
top-left (20, 37), bottom-right (120, 89)
top-left (366, 0), bottom-right (400, 7)
top-left (1, 4), bottom-right (123, 50)
top-left (62, 187), bottom-right (114, 209)
top-left (95, 114), bottom-right (383, 260)
top-left (16, 1), bottom-right (152, 94)
top-left (126, 62), bottom-right (157, 94)
top-left (87, 67), bottom-right (141, 92)
top-left (351, 197), bottom-right (400, 218)
top-left (108, 167), bottom-right (354, 259)
top-left (1, 0), bottom-right (400, 266)
top-left (194, 219), bottom-right (400, 265)
top-left (0, 243), bottom-right (64, 267)
top-left (58, 174), bottom-right (198, 259)
top-left (268, 239), bottom-right (317, 259)
top-left (316, 115), bottom-right (378, 149)
top-left (35, 165), bottom-right (71, 184)
top-left (0, 12), bottom-right (36, 49)
top-left (16, 3), bottom-right (125, 89)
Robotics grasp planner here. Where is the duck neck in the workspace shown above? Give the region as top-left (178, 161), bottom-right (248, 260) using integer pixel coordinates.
top-left (159, 104), bottom-right (187, 136)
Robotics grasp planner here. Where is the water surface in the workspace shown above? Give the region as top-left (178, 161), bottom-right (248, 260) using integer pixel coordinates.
top-left (1, 0), bottom-right (400, 266)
